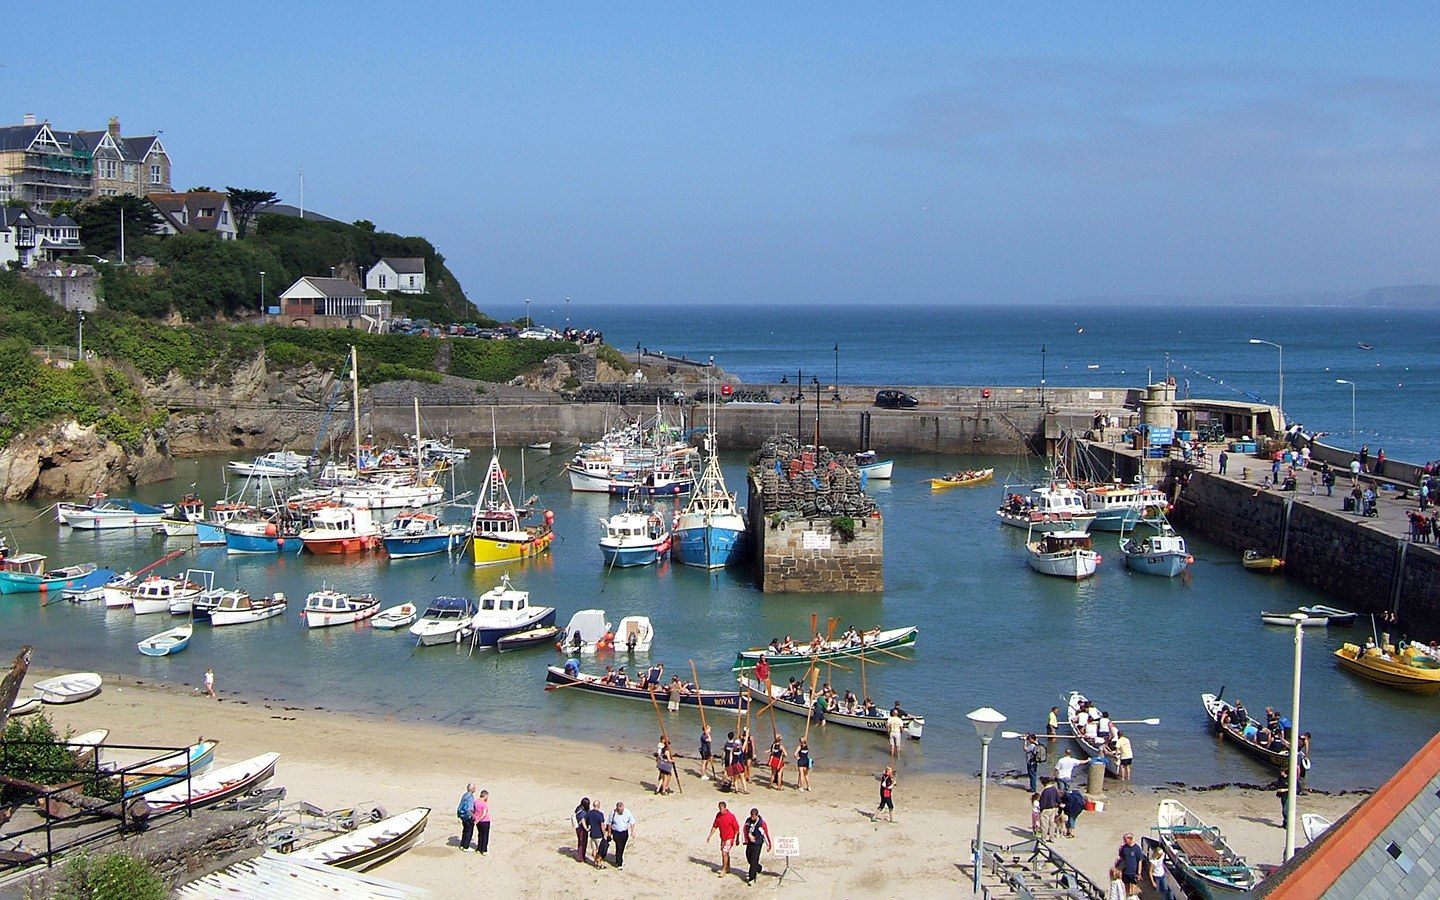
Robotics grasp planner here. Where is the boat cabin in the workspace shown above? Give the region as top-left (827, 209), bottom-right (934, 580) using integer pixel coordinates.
top-left (477, 576), bottom-right (529, 614)
top-left (1039, 532), bottom-right (1093, 553)
top-left (2, 553), bottom-right (47, 576)
top-left (419, 596), bottom-right (476, 621)
top-left (305, 589), bottom-right (355, 613)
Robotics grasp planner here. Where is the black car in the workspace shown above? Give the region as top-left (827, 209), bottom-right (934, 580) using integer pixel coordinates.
top-left (874, 390), bottom-right (919, 409)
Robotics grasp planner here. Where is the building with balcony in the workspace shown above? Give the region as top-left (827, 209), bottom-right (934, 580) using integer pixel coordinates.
top-left (0, 206), bottom-right (82, 269)
top-left (276, 277), bottom-right (391, 332)
top-left (0, 114), bottom-right (170, 205)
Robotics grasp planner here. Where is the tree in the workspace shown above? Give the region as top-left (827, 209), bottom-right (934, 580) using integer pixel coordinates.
top-left (48, 199), bottom-right (80, 219)
top-left (353, 219), bottom-right (376, 232)
top-left (226, 187), bottom-right (280, 238)
top-left (186, 185), bottom-right (213, 192)
top-left (72, 196), bottom-right (164, 258)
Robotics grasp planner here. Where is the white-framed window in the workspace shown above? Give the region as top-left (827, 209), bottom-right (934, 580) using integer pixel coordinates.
top-left (98, 159), bottom-right (118, 179)
top-left (124, 164), bottom-right (137, 182)
top-left (150, 164), bottom-right (162, 184)
top-left (220, 209), bottom-right (229, 224)
top-left (379, 274), bottom-right (387, 288)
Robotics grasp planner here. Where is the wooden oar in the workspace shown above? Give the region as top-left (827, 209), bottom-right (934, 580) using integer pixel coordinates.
top-left (690, 660), bottom-right (708, 734)
top-left (646, 685), bottom-right (682, 794)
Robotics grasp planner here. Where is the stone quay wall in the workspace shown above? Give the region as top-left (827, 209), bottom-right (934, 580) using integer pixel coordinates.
top-left (747, 474), bottom-right (884, 593)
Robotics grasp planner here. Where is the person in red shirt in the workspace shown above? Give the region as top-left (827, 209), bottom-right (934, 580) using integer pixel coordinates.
top-left (707, 801), bottom-right (741, 877)
top-left (742, 807), bottom-right (773, 885)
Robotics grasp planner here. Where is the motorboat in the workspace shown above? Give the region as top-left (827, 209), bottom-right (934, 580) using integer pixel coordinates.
top-left (61, 498), bottom-right (170, 531)
top-left (372, 603), bottom-right (419, 630)
top-left (854, 450), bottom-right (893, 480)
top-left (1026, 529), bottom-right (1100, 580)
top-left (598, 501), bottom-right (671, 568)
top-left (1242, 550), bottom-right (1284, 573)
top-left (138, 624), bottom-right (193, 657)
top-left (335, 473), bottom-right (445, 511)
top-left (421, 437), bottom-right (472, 460)
top-left (224, 517), bottom-right (300, 554)
top-left (1298, 605), bottom-right (1357, 626)
top-left (614, 615), bottom-right (655, 653)
top-left (606, 465), bottom-right (694, 496)
top-left (381, 512), bottom-right (468, 559)
top-left (156, 494), bottom-right (206, 536)
top-left (227, 451), bottom-right (314, 477)
top-left (672, 433), bottom-right (746, 568)
top-left (1120, 524), bottom-right (1192, 577)
top-left (194, 501), bottom-right (257, 546)
top-left (496, 625), bottom-right (561, 652)
top-left (302, 589), bottom-right (380, 628)
top-left (165, 569), bottom-right (219, 616)
top-left (129, 573), bottom-right (207, 615)
top-left (997, 483), bottom-right (1096, 532)
top-left (33, 672), bottom-right (103, 704)
top-left (61, 568), bottom-right (118, 602)
top-left (1335, 641), bottom-right (1440, 693)
top-left (470, 449), bottom-right (554, 567)
top-left (409, 597), bottom-right (478, 646)
top-left (1084, 481), bottom-right (1170, 532)
top-left (0, 555), bottom-right (98, 595)
top-left (559, 609), bottom-right (614, 655)
top-left (209, 591), bottom-right (288, 626)
top-left (469, 574), bottom-right (556, 647)
top-left (299, 506), bottom-right (381, 554)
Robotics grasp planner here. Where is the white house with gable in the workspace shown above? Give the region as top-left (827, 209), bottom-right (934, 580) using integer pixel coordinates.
top-left (365, 257), bottom-right (426, 294)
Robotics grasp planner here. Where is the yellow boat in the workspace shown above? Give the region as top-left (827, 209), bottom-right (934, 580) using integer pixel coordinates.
top-left (930, 467), bottom-right (995, 492)
top-left (1242, 550), bottom-right (1284, 573)
top-left (469, 450), bottom-right (554, 567)
top-left (1334, 642), bottom-right (1440, 694)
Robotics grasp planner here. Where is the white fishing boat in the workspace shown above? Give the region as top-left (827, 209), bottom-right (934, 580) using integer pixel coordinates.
top-left (62, 498), bottom-right (170, 531)
top-left (227, 451), bottom-right (314, 478)
top-left (421, 437), bottom-right (472, 460)
top-left (997, 483), bottom-right (1096, 532)
top-left (598, 498), bottom-right (671, 568)
top-left (335, 472), bottom-right (445, 511)
top-left (33, 672), bottom-right (103, 704)
top-left (1084, 481), bottom-right (1171, 531)
top-left (129, 573), bottom-right (206, 615)
top-left (1155, 799), bottom-right (1263, 898)
top-left (372, 602), bottom-right (419, 629)
top-left (103, 573), bottom-right (139, 608)
top-left (469, 574), bottom-right (556, 647)
top-left (560, 609), bottom-right (614, 655)
top-left (614, 615), bottom-right (655, 652)
top-left (1026, 528), bottom-right (1100, 579)
top-left (138, 623), bottom-right (193, 657)
top-left (854, 450), bottom-right (893, 479)
top-left (208, 591), bottom-right (288, 626)
top-left (409, 597), bottom-right (477, 646)
top-left (301, 589), bottom-right (380, 628)
top-left (144, 752), bottom-right (280, 812)
top-left (285, 806), bottom-right (430, 871)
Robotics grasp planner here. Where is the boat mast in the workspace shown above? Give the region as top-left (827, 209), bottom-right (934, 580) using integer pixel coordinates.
top-left (413, 396), bottom-right (422, 483)
top-left (350, 345), bottom-right (361, 471)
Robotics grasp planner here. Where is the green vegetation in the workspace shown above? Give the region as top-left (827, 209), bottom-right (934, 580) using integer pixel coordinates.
top-left (830, 515), bottom-right (856, 541)
top-left (449, 338), bottom-right (577, 382)
top-left (0, 712), bottom-right (118, 802)
top-left (52, 852), bottom-right (168, 900)
top-left (596, 343), bottom-right (636, 374)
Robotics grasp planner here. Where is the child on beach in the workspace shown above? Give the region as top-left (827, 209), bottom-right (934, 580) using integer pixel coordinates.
top-left (1031, 792), bottom-right (1042, 836)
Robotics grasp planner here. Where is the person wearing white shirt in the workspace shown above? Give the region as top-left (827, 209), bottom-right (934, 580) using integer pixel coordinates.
top-left (602, 801), bottom-right (635, 869)
top-left (1054, 751), bottom-right (1084, 792)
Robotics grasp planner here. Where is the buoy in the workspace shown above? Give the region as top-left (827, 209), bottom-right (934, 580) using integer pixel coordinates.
top-left (1095, 555), bottom-right (1103, 563)
top-left (981, 388), bottom-right (991, 399)
top-left (1186, 556), bottom-right (1195, 564)
top-left (721, 383), bottom-right (734, 397)
top-left (544, 509), bottom-right (555, 525)
top-left (265, 523), bottom-right (278, 536)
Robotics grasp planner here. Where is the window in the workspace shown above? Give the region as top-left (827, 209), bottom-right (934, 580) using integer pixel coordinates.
top-left (124, 164), bottom-right (137, 182)
top-left (219, 209), bottom-right (228, 224)
top-left (199, 207), bottom-right (215, 218)
top-left (98, 159), bottom-right (117, 179)
top-left (379, 274), bottom-right (387, 288)
top-left (150, 164), bottom-right (162, 184)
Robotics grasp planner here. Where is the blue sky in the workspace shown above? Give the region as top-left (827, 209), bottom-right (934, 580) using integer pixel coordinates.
top-left (6, 4), bottom-right (1439, 311)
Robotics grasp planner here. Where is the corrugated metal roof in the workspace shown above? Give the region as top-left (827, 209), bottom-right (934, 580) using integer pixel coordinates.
top-left (175, 851), bottom-right (428, 900)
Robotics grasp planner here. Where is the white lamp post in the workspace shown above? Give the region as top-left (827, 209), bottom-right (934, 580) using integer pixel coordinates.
top-left (1248, 338), bottom-right (1284, 419)
top-left (565, 296), bottom-right (570, 330)
top-left (259, 270), bottom-right (265, 318)
top-left (525, 297), bottom-right (531, 329)
top-left (968, 706), bottom-right (1007, 895)
top-left (1284, 612), bottom-right (1307, 861)
top-left (1336, 379), bottom-right (1356, 445)
top-left (77, 310), bottom-right (85, 360)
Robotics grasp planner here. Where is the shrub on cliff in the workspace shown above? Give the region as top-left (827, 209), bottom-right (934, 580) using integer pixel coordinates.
top-left (51, 852), bottom-right (167, 900)
top-left (449, 338), bottom-right (578, 382)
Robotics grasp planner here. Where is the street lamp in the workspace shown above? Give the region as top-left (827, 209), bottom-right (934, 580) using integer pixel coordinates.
top-left (525, 298), bottom-right (531, 329)
top-left (259, 270), bottom-right (265, 318)
top-left (812, 376), bottom-right (821, 448)
top-left (1040, 345), bottom-right (1047, 409)
top-left (77, 310), bottom-right (85, 360)
top-left (1249, 339), bottom-right (1284, 420)
top-left (833, 343), bottom-right (841, 402)
top-left (1283, 612), bottom-right (1307, 862)
top-left (1336, 379), bottom-right (1356, 445)
top-left (967, 706), bottom-right (1007, 895)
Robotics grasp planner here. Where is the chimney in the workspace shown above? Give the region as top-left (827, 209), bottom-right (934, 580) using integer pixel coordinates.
top-left (22, 113), bottom-right (36, 126)
top-left (108, 116), bottom-right (121, 139)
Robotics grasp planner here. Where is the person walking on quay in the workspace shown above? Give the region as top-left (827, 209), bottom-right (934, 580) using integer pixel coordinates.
top-left (655, 736), bottom-right (676, 795)
top-left (574, 797), bottom-right (594, 863)
top-left (766, 734), bottom-right (787, 789)
top-left (742, 806), bottom-right (773, 885)
top-left (1218, 450), bottom-right (1228, 475)
top-left (699, 724), bottom-right (716, 781)
top-left (1061, 786), bottom-right (1086, 838)
top-left (1053, 749), bottom-right (1083, 793)
top-left (708, 801), bottom-right (741, 877)
top-left (876, 766), bottom-right (896, 822)
top-left (795, 737), bottom-right (812, 791)
top-left (1376, 448), bottom-right (1386, 476)
top-left (1309, 468), bottom-right (1320, 495)
top-left (205, 668), bottom-right (217, 700)
top-left (457, 783), bottom-right (477, 852)
top-left (1023, 733), bottom-right (1045, 793)
top-left (472, 790), bottom-right (491, 855)
top-left (1037, 780), bottom-right (1062, 840)
top-left (1360, 444), bottom-right (1370, 472)
top-left (601, 800), bottom-right (635, 869)
top-left (1350, 456), bottom-right (1362, 485)
top-left (1118, 832), bottom-right (1146, 896)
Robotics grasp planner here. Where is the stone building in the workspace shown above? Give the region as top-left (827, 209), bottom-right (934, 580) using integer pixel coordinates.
top-left (0, 114), bottom-right (171, 204)
top-left (21, 261), bottom-right (99, 311)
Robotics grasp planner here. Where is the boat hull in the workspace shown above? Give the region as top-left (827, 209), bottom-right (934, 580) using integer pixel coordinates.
top-left (1201, 692), bottom-right (1291, 771)
top-left (138, 625), bottom-right (193, 657)
top-left (34, 673), bottom-right (103, 704)
top-left (289, 806), bottom-right (430, 871)
top-left (496, 625), bottom-right (561, 652)
top-left (567, 466), bottom-right (613, 493)
top-left (225, 527), bottom-right (297, 554)
top-left (1335, 645), bottom-right (1440, 693)
top-left (0, 569), bottom-right (93, 595)
top-left (67, 512), bottom-right (168, 530)
top-left (735, 626), bottom-right (919, 668)
top-left (303, 604), bottom-right (380, 628)
top-left (599, 537), bottom-right (669, 568)
top-left (672, 522), bottom-right (745, 569)
top-left (1027, 549), bottom-right (1099, 579)
top-left (145, 752), bottom-right (280, 812)
top-left (1123, 549), bottom-right (1190, 577)
top-left (545, 666), bottom-right (745, 708)
top-left (210, 604), bottom-right (287, 627)
top-left (857, 459), bottom-right (893, 479)
top-left (194, 521), bottom-right (227, 546)
top-left (473, 608), bottom-right (557, 647)
top-left (383, 531), bottom-right (466, 558)
top-left (1156, 800), bottom-right (1261, 899)
top-left (740, 678), bottom-right (922, 738)
top-left (1065, 691), bottom-right (1121, 776)
top-left (471, 529), bottom-right (554, 567)
top-left (123, 740), bottom-right (218, 798)
top-left (301, 534), bottom-right (380, 554)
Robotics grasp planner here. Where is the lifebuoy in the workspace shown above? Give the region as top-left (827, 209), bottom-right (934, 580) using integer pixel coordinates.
top-left (981, 388), bottom-right (991, 399)
top-left (721, 384), bottom-right (734, 397)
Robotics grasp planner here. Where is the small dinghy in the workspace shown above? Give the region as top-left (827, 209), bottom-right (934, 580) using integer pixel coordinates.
top-left (614, 615), bottom-right (655, 652)
top-left (1242, 550), bottom-right (1284, 573)
top-left (496, 625), bottom-right (561, 652)
top-left (33, 672), bottom-right (103, 704)
top-left (8, 696), bottom-right (42, 717)
top-left (144, 752), bottom-right (280, 812)
top-left (138, 623), bottom-right (193, 657)
top-left (372, 603), bottom-right (419, 630)
top-left (286, 806), bottom-right (431, 871)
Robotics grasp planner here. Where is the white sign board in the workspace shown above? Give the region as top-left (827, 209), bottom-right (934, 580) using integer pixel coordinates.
top-left (774, 836), bottom-right (800, 858)
top-left (802, 532), bottom-right (831, 550)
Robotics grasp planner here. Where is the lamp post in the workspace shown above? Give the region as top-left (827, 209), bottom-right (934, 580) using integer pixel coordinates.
top-left (812, 376), bottom-right (821, 448)
top-left (259, 270), bottom-right (265, 318)
top-left (967, 707), bottom-right (1007, 895)
top-left (565, 296), bottom-right (570, 330)
top-left (1249, 339), bottom-right (1284, 420)
top-left (1336, 379), bottom-right (1356, 445)
top-left (525, 298), bottom-right (531, 329)
top-left (1283, 612), bottom-right (1307, 861)
top-left (77, 310), bottom-right (85, 361)
top-left (833, 343), bottom-right (841, 401)
top-left (1040, 344), bottom-right (1047, 409)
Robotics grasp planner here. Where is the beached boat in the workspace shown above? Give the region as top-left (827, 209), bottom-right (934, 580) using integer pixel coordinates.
top-left (672, 433), bottom-right (747, 568)
top-left (496, 625), bottom-right (561, 652)
top-left (1065, 691), bottom-right (1120, 776)
top-left (61, 568), bottom-right (118, 603)
top-left (1201, 692), bottom-right (1296, 771)
top-left (285, 806), bottom-right (430, 871)
top-left (1120, 524), bottom-right (1192, 577)
top-left (1334, 642), bottom-right (1440, 693)
top-left (545, 665), bottom-right (745, 709)
top-left (739, 676), bottom-right (924, 739)
top-left (1242, 550), bottom-right (1284, 573)
top-left (372, 603), bottom-right (419, 630)
top-left (138, 623), bottom-right (193, 657)
top-left (121, 739), bottom-right (218, 798)
top-left (469, 574), bottom-right (556, 647)
top-left (1154, 799), bottom-right (1263, 898)
top-left (1084, 482), bottom-right (1170, 532)
top-left (8, 696), bottom-right (42, 717)
top-left (0, 555), bottom-right (98, 595)
top-left (1301, 813), bottom-right (1333, 842)
top-left (409, 597), bottom-right (477, 646)
top-left (299, 506), bottom-right (382, 555)
top-left (598, 500), bottom-right (671, 568)
top-left (853, 450), bottom-right (893, 480)
top-left (997, 483), bottom-right (1096, 531)
top-left (733, 626), bottom-right (919, 668)
top-left (144, 752), bottom-right (280, 812)
top-left (470, 448), bottom-right (554, 567)
top-left (62, 498), bottom-right (170, 531)
top-left (381, 511), bottom-right (467, 559)
top-left (209, 591), bottom-right (287, 626)
top-left (1026, 529), bottom-right (1100, 580)
top-left (64, 729), bottom-right (109, 766)
top-left (930, 467), bottom-right (995, 491)
top-left (302, 589), bottom-right (380, 628)
top-left (227, 451), bottom-right (314, 478)
top-left (33, 672), bottom-right (103, 704)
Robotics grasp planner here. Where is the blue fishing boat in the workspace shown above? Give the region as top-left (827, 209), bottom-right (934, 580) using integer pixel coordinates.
top-left (672, 433), bottom-right (747, 569)
top-left (381, 512), bottom-right (468, 559)
top-left (137, 623), bottom-right (192, 657)
top-left (598, 496), bottom-right (671, 568)
top-left (224, 519), bottom-right (299, 554)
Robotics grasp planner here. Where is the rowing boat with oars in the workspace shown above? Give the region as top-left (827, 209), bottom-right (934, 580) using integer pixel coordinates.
top-left (544, 666), bottom-right (745, 709)
top-left (1201, 692), bottom-right (1296, 772)
top-left (930, 467), bottom-right (995, 491)
top-left (738, 676), bottom-right (923, 739)
top-left (1154, 799), bottom-right (1262, 898)
top-left (732, 626), bottom-right (918, 669)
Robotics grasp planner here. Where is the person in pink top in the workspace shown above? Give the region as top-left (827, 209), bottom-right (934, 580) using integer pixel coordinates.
top-left (472, 790), bottom-right (491, 855)
top-left (707, 801), bottom-right (741, 877)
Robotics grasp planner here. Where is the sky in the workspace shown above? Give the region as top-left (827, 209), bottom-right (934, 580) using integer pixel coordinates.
top-left (5, 3), bottom-right (1440, 311)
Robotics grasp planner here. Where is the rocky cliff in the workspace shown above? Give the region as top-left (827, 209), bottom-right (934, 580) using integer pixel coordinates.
top-left (0, 420), bottom-right (174, 501)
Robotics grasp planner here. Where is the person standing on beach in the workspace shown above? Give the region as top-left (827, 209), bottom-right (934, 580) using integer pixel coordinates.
top-left (708, 801), bottom-right (741, 877)
top-left (472, 790), bottom-right (491, 855)
top-left (1038, 780), bottom-right (1062, 840)
top-left (876, 766), bottom-right (896, 822)
top-left (742, 807), bottom-right (772, 885)
top-left (1023, 734), bottom-right (1043, 792)
top-left (1061, 787), bottom-right (1086, 837)
top-left (574, 798), bottom-right (593, 862)
top-left (585, 798), bottom-right (607, 866)
top-left (1114, 730), bottom-right (1134, 781)
top-left (602, 801), bottom-right (635, 869)
top-left (1118, 833), bottom-right (1145, 896)
top-left (457, 783), bottom-right (476, 852)
top-left (699, 724), bottom-right (716, 781)
top-left (205, 668), bottom-right (216, 699)
top-left (655, 736), bottom-right (675, 795)
top-left (1047, 706), bottom-right (1059, 736)
top-left (1053, 749), bottom-right (1083, 793)
top-left (766, 734), bottom-right (787, 789)
top-left (795, 737), bottom-right (811, 791)
top-left (886, 708), bottom-right (904, 755)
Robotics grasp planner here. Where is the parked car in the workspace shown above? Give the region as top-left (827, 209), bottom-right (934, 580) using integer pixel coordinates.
top-left (874, 389), bottom-right (919, 409)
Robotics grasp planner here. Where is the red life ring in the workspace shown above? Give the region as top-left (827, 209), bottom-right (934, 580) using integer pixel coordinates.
top-left (981, 388), bottom-right (991, 399)
top-left (721, 384), bottom-right (734, 397)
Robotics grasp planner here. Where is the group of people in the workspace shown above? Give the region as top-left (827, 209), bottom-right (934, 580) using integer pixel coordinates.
top-left (1407, 510), bottom-right (1439, 542)
top-left (703, 725), bottom-right (813, 794)
top-left (707, 801), bottom-right (773, 884)
top-left (1070, 699), bottom-right (1135, 780)
top-left (761, 625), bottom-right (885, 658)
top-left (573, 796), bottom-right (637, 869)
top-left (454, 783), bottom-right (492, 855)
top-left (1217, 700), bottom-right (1312, 773)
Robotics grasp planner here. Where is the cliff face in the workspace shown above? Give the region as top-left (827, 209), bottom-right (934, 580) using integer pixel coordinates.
top-left (0, 420), bottom-right (174, 501)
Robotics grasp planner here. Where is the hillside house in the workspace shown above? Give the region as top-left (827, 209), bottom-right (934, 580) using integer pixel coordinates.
top-left (148, 191), bottom-right (238, 240)
top-left (0, 207), bottom-right (82, 269)
top-left (0, 114), bottom-right (170, 204)
top-left (365, 257), bottom-right (426, 294)
top-left (276, 276), bottom-right (391, 332)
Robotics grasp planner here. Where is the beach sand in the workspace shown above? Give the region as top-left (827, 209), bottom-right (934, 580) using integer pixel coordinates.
top-left (22, 669), bottom-right (1365, 898)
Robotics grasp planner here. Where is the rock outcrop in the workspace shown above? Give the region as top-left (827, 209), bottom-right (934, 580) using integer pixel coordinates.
top-left (0, 420), bottom-right (175, 501)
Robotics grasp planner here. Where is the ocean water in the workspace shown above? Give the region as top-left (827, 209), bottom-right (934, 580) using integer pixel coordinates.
top-left (3, 302), bottom-right (1438, 791)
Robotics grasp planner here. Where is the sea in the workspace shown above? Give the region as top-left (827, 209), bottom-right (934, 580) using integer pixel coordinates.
top-left (2, 303), bottom-right (1437, 792)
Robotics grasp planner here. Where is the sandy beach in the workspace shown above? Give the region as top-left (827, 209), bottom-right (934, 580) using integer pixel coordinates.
top-left (19, 668), bottom-right (1366, 898)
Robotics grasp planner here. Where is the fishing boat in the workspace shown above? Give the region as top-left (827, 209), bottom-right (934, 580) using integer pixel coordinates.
top-left (224, 517), bottom-right (300, 554)
top-left (409, 597), bottom-right (477, 646)
top-left (336, 472), bottom-right (445, 511)
top-left (423, 437), bottom-right (473, 459)
top-left (470, 447), bottom-right (554, 567)
top-left (1065, 691), bottom-right (1121, 776)
top-left (1334, 641), bottom-right (1440, 693)
top-left (129, 573), bottom-right (207, 615)
top-left (930, 467), bottom-right (994, 491)
top-left (194, 501), bottom-right (257, 546)
top-left (1154, 799), bottom-right (1263, 898)
top-left (299, 506), bottom-right (382, 554)
top-left (144, 752), bottom-right (280, 812)
top-left (525, 441), bottom-right (552, 452)
top-left (606, 465), bottom-right (694, 496)
top-left (120, 739), bottom-right (218, 798)
top-left (496, 625), bottom-right (561, 652)
top-left (559, 609), bottom-right (614, 654)
top-left (372, 602), bottom-right (419, 630)
top-left (301, 589), bottom-right (381, 628)
top-left (672, 433), bottom-right (747, 568)
top-left (52, 490), bottom-right (109, 524)
top-left (1358, 342), bottom-right (1374, 351)
top-left (614, 615), bottom-right (655, 653)
top-left (156, 494), bottom-right (206, 537)
top-left (734, 626), bottom-right (919, 668)
top-left (997, 483), bottom-right (1096, 531)
top-left (61, 568), bottom-right (118, 602)
top-left (0, 555), bottom-right (98, 594)
top-left (286, 806), bottom-right (430, 871)
top-left (469, 574), bottom-right (556, 647)
top-left (1119, 523), bottom-right (1192, 577)
top-left (1026, 529), bottom-right (1100, 580)
top-left (598, 499), bottom-right (671, 568)
top-left (381, 511), bottom-right (467, 558)
top-left (738, 677), bottom-right (924, 739)
top-left (209, 591), bottom-right (288, 626)
top-left (33, 672), bottom-right (103, 704)
top-left (227, 451), bottom-right (314, 478)
top-left (61, 498), bottom-right (170, 531)
top-left (1242, 550), bottom-right (1284, 573)
top-left (164, 569), bottom-right (218, 616)
top-left (854, 450), bottom-right (893, 480)
top-left (1201, 692), bottom-right (1296, 772)
top-left (1084, 481), bottom-right (1170, 531)
top-left (1299, 605), bottom-right (1357, 626)
top-left (545, 665), bottom-right (746, 709)
top-left (138, 623), bottom-right (193, 657)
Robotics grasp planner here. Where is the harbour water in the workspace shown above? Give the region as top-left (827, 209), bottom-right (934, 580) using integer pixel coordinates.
top-left (3, 302), bottom-right (1437, 790)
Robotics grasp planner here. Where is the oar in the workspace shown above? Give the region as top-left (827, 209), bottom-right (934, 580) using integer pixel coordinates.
top-left (690, 660), bottom-right (708, 734)
top-left (1111, 718), bottom-right (1161, 726)
top-left (647, 685), bottom-right (682, 794)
